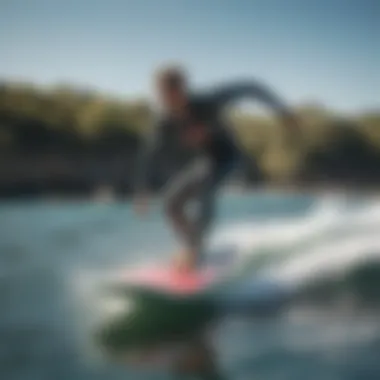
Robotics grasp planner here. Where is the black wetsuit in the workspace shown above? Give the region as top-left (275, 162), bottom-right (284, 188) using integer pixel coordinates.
top-left (137, 81), bottom-right (290, 259)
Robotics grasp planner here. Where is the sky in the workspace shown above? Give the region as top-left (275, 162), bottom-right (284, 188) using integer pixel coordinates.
top-left (0, 0), bottom-right (379, 112)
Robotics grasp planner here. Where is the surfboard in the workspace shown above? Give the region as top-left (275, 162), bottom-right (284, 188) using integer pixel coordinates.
top-left (121, 266), bottom-right (219, 294)
top-left (94, 247), bottom-right (288, 358)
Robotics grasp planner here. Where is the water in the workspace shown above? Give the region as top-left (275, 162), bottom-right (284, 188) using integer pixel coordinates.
top-left (0, 192), bottom-right (380, 380)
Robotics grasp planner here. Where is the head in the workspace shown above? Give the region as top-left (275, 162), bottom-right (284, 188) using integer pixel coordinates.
top-left (154, 65), bottom-right (189, 114)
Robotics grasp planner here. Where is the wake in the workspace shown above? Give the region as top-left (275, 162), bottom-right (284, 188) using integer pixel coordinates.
top-left (209, 195), bottom-right (380, 301)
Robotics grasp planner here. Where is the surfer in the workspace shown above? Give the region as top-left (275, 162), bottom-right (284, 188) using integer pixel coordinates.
top-left (134, 65), bottom-right (298, 270)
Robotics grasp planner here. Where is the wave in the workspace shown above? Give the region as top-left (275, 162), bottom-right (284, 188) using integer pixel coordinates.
top-left (294, 259), bottom-right (380, 306)
top-left (210, 195), bottom-right (380, 308)
top-left (68, 194), bottom-right (380, 359)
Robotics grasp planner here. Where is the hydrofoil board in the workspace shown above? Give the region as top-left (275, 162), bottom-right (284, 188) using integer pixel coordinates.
top-left (121, 266), bottom-right (220, 294)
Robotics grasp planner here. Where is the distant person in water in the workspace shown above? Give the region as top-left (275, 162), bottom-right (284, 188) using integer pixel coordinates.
top-left (134, 65), bottom-right (298, 270)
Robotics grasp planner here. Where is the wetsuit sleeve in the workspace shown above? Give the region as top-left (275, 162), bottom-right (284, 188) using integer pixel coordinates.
top-left (135, 119), bottom-right (165, 194)
top-left (214, 80), bottom-right (291, 116)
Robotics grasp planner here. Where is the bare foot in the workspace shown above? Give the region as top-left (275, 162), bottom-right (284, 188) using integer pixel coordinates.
top-left (172, 250), bottom-right (197, 272)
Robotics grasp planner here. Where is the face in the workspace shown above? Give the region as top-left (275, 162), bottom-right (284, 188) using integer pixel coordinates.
top-left (156, 80), bottom-right (187, 114)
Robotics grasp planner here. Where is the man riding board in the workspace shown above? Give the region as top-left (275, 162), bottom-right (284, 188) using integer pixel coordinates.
top-left (134, 65), bottom-right (298, 270)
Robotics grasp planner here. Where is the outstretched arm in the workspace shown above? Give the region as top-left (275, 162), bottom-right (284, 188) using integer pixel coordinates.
top-left (214, 80), bottom-right (299, 136)
top-left (214, 80), bottom-right (288, 113)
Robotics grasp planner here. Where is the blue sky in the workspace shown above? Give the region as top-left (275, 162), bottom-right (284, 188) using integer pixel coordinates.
top-left (0, 0), bottom-right (379, 111)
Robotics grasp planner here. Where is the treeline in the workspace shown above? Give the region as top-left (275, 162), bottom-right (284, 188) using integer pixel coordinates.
top-left (0, 82), bottom-right (379, 198)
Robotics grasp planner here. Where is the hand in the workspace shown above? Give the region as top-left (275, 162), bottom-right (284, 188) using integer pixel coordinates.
top-left (133, 193), bottom-right (150, 217)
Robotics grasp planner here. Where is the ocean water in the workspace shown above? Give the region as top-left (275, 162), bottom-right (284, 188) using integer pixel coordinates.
top-left (0, 192), bottom-right (380, 380)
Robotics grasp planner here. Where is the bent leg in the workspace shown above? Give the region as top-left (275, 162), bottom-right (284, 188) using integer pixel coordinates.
top-left (164, 158), bottom-right (214, 256)
top-left (164, 156), bottom-right (237, 266)
top-left (190, 159), bottom-right (238, 262)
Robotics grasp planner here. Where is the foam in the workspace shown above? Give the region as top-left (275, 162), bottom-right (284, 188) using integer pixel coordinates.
top-left (210, 196), bottom-right (380, 291)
